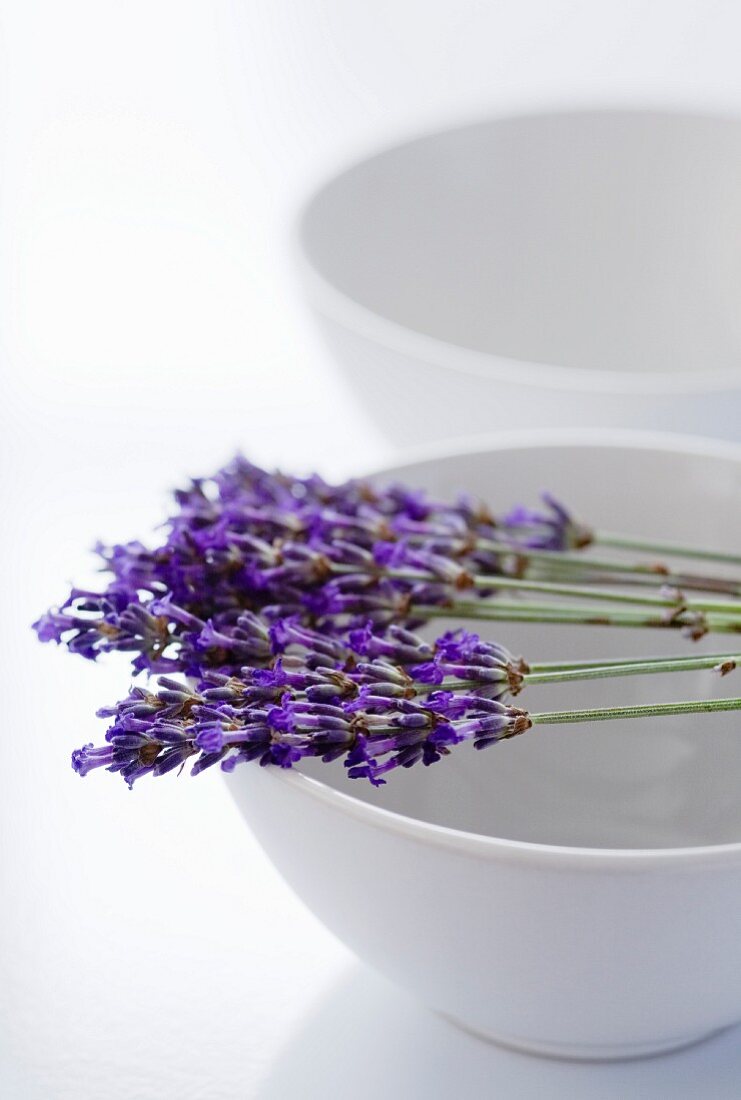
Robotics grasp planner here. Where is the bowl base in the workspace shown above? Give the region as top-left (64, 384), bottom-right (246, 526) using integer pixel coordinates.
top-left (440, 1012), bottom-right (731, 1062)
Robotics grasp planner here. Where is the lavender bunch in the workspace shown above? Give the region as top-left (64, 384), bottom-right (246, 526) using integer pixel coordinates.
top-left (33, 456), bottom-right (741, 682)
top-left (32, 456), bottom-right (580, 675)
top-left (71, 616), bottom-right (741, 788)
top-left (35, 455), bottom-right (741, 793)
top-left (72, 622), bottom-right (530, 787)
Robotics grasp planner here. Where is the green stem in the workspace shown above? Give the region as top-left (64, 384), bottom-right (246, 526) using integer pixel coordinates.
top-left (524, 654), bottom-right (739, 686)
top-left (420, 600), bottom-right (741, 634)
top-left (402, 530), bottom-right (741, 595)
top-left (459, 573), bottom-right (741, 615)
top-left (477, 541), bottom-right (741, 595)
top-left (333, 563), bottom-right (741, 617)
top-left (528, 651), bottom-right (741, 673)
top-left (531, 561), bottom-right (741, 597)
top-left (412, 655), bottom-right (739, 697)
top-left (530, 696), bottom-right (741, 726)
top-left (595, 532), bottom-right (741, 568)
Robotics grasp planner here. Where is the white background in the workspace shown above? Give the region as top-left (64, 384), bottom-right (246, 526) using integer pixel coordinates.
top-left (4, 2), bottom-right (741, 1096)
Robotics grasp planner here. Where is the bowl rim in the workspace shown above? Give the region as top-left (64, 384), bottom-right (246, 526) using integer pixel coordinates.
top-left (258, 428), bottom-right (741, 869)
top-left (293, 104), bottom-right (741, 397)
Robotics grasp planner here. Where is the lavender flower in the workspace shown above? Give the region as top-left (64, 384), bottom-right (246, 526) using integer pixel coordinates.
top-left (33, 586), bottom-right (171, 667)
top-left (71, 623), bottom-right (528, 787)
top-left (503, 493), bottom-right (593, 551)
top-left (35, 455), bottom-right (563, 676)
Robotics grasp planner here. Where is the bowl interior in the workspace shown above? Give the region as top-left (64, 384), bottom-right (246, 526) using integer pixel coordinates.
top-left (298, 440), bottom-right (741, 849)
top-left (300, 110), bottom-right (741, 380)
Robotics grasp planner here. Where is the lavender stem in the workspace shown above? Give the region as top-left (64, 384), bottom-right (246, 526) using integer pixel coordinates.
top-left (421, 601), bottom-right (741, 633)
top-left (368, 565), bottom-right (741, 616)
top-left (530, 696), bottom-right (741, 726)
top-left (594, 532), bottom-right (741, 568)
top-left (524, 653), bottom-right (740, 685)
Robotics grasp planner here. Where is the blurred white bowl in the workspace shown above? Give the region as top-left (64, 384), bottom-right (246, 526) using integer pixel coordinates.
top-left (227, 431), bottom-right (741, 1060)
top-left (295, 109), bottom-right (741, 445)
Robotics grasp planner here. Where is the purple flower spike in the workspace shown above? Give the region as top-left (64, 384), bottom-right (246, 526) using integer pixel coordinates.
top-left (347, 622), bottom-right (433, 664)
top-left (70, 623), bottom-right (531, 788)
top-left (504, 493), bottom-right (592, 551)
top-left (33, 454), bottom-right (558, 677)
top-left (67, 611), bottom-right (530, 787)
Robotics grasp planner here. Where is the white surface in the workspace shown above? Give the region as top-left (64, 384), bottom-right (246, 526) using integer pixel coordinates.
top-left (4, 0), bottom-right (741, 1096)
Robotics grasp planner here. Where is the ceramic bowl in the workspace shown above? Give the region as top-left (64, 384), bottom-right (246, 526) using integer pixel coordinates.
top-left (295, 109), bottom-right (741, 445)
top-left (226, 432), bottom-right (741, 1060)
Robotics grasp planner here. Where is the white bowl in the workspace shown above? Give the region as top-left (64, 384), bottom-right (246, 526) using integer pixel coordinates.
top-left (227, 432), bottom-right (741, 1060)
top-left (296, 109), bottom-right (741, 445)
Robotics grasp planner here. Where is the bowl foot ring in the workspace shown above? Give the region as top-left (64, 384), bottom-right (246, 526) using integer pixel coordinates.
top-left (439, 1011), bottom-right (732, 1062)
